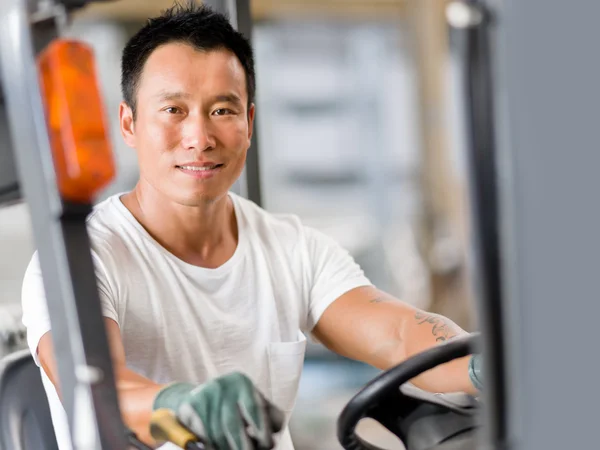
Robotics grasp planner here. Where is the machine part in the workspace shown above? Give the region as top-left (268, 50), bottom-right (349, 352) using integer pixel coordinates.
top-left (446, 0), bottom-right (507, 447)
top-left (0, 306), bottom-right (27, 358)
top-left (446, 2), bottom-right (483, 29)
top-left (150, 409), bottom-right (205, 450)
top-left (37, 38), bottom-right (116, 203)
top-left (0, 96), bottom-right (21, 205)
top-left (0, 1), bottom-right (127, 448)
top-left (51, 0), bottom-right (115, 12)
top-left (0, 350), bottom-right (59, 450)
top-left (203, 0), bottom-right (262, 205)
top-left (337, 335), bottom-right (480, 450)
top-left (474, 0), bottom-right (600, 448)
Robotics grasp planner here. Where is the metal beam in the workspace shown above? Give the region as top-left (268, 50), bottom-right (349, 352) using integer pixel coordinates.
top-left (451, 0), bottom-right (600, 448)
top-left (204, 0), bottom-right (262, 205)
top-left (0, 100), bottom-right (21, 205)
top-left (73, 0), bottom-right (409, 23)
top-left (0, 1), bottom-right (127, 448)
top-left (491, 0), bottom-right (600, 448)
top-left (447, 2), bottom-right (507, 447)
top-left (409, 0), bottom-right (474, 330)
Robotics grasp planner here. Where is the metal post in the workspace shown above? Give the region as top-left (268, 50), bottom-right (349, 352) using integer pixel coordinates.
top-left (447, 2), bottom-right (507, 448)
top-left (409, 0), bottom-right (474, 330)
top-left (204, 0), bottom-right (263, 206)
top-left (451, 0), bottom-right (600, 448)
top-left (0, 1), bottom-right (127, 448)
top-left (0, 98), bottom-right (21, 205)
top-left (490, 0), bottom-right (600, 448)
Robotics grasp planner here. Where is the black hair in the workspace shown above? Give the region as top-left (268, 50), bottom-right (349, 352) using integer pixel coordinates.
top-left (121, 2), bottom-right (255, 118)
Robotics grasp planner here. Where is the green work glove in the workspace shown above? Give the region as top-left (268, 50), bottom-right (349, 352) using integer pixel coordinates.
top-left (153, 372), bottom-right (285, 450)
top-left (468, 353), bottom-right (483, 391)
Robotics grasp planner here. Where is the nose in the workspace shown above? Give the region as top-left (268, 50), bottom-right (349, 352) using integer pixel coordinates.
top-left (180, 114), bottom-right (217, 151)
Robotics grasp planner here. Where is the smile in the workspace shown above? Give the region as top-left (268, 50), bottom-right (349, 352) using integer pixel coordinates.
top-left (176, 164), bottom-right (224, 178)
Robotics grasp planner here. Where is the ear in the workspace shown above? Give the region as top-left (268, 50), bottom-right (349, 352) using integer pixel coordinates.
top-left (247, 103), bottom-right (256, 143)
top-left (119, 101), bottom-right (136, 148)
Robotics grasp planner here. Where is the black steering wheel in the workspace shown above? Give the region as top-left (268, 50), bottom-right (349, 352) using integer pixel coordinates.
top-left (337, 334), bottom-right (481, 450)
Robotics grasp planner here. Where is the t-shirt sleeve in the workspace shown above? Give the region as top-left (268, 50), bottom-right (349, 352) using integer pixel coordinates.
top-left (304, 226), bottom-right (372, 331)
top-left (21, 250), bottom-right (119, 367)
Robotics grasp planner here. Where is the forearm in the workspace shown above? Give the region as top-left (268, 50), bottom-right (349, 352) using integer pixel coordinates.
top-left (311, 288), bottom-right (479, 395)
top-left (398, 310), bottom-right (477, 395)
top-left (39, 335), bottom-right (164, 446)
top-left (114, 367), bottom-right (165, 447)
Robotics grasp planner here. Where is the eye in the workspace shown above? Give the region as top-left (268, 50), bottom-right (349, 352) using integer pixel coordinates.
top-left (164, 106), bottom-right (181, 114)
top-left (213, 108), bottom-right (233, 116)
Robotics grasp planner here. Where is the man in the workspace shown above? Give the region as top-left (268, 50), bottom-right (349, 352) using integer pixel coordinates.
top-left (21, 3), bottom-right (482, 450)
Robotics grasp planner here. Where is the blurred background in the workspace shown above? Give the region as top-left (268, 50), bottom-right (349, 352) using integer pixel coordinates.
top-left (0, 1), bottom-right (478, 448)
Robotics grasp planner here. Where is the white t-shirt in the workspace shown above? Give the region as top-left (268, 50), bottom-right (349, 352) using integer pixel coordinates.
top-left (21, 192), bottom-right (372, 450)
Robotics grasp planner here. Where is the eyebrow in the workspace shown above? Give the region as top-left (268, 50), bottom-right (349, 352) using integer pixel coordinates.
top-left (213, 94), bottom-right (243, 105)
top-left (154, 91), bottom-right (243, 106)
top-left (155, 91), bottom-right (192, 102)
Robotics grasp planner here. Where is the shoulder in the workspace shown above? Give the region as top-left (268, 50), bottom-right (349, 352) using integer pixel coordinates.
top-left (84, 193), bottom-right (140, 269)
top-left (231, 192), bottom-right (307, 243)
top-left (86, 194), bottom-right (129, 239)
top-left (231, 193), bottom-right (349, 254)
top-left (23, 194), bottom-right (129, 278)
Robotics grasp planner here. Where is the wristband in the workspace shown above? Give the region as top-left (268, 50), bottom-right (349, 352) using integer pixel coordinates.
top-left (153, 382), bottom-right (196, 411)
top-left (468, 354), bottom-right (483, 391)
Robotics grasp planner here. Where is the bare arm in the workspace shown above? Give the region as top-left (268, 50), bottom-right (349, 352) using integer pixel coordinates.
top-left (312, 286), bottom-right (477, 395)
top-left (37, 319), bottom-right (164, 446)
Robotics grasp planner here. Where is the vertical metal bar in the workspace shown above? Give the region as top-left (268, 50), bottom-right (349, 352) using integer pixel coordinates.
top-left (233, 0), bottom-right (262, 206)
top-left (452, 0), bottom-right (600, 448)
top-left (0, 1), bottom-right (127, 449)
top-left (447, 1), bottom-right (508, 447)
top-left (205, 0), bottom-right (262, 206)
top-left (0, 99), bottom-right (21, 204)
top-left (202, 0), bottom-right (231, 18)
top-left (409, 0), bottom-right (474, 330)
top-left (486, 0), bottom-right (600, 448)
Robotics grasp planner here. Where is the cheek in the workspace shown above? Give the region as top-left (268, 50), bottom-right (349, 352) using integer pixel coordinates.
top-left (134, 123), bottom-right (181, 182)
top-left (137, 119), bottom-right (181, 156)
top-left (220, 119), bottom-right (250, 150)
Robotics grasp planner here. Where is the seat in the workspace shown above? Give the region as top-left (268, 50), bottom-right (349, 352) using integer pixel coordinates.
top-left (0, 349), bottom-right (58, 450)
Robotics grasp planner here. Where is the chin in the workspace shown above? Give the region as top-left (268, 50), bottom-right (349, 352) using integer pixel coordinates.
top-left (172, 189), bottom-right (228, 207)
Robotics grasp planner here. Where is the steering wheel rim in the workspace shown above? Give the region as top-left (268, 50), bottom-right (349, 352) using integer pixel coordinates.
top-left (337, 334), bottom-right (480, 450)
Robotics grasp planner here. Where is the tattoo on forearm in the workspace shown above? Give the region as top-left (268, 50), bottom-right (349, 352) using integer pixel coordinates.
top-left (369, 296), bottom-right (395, 304)
top-left (414, 311), bottom-right (457, 342)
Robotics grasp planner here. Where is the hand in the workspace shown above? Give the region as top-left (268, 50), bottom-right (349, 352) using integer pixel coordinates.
top-left (153, 372), bottom-right (285, 450)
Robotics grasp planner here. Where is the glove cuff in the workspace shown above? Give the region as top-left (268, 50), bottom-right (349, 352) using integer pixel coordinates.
top-left (153, 382), bottom-right (196, 412)
top-left (468, 354), bottom-right (483, 391)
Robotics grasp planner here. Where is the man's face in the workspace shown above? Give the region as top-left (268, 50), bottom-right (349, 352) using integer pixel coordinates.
top-left (120, 43), bottom-right (254, 206)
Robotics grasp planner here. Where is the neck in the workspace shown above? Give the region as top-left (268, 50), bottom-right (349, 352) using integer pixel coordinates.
top-left (121, 181), bottom-right (238, 268)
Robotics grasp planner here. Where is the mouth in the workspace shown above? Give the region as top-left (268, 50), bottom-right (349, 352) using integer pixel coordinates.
top-left (175, 163), bottom-right (224, 179)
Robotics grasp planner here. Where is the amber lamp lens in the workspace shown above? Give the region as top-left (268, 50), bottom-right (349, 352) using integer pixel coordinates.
top-left (38, 39), bottom-right (115, 203)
